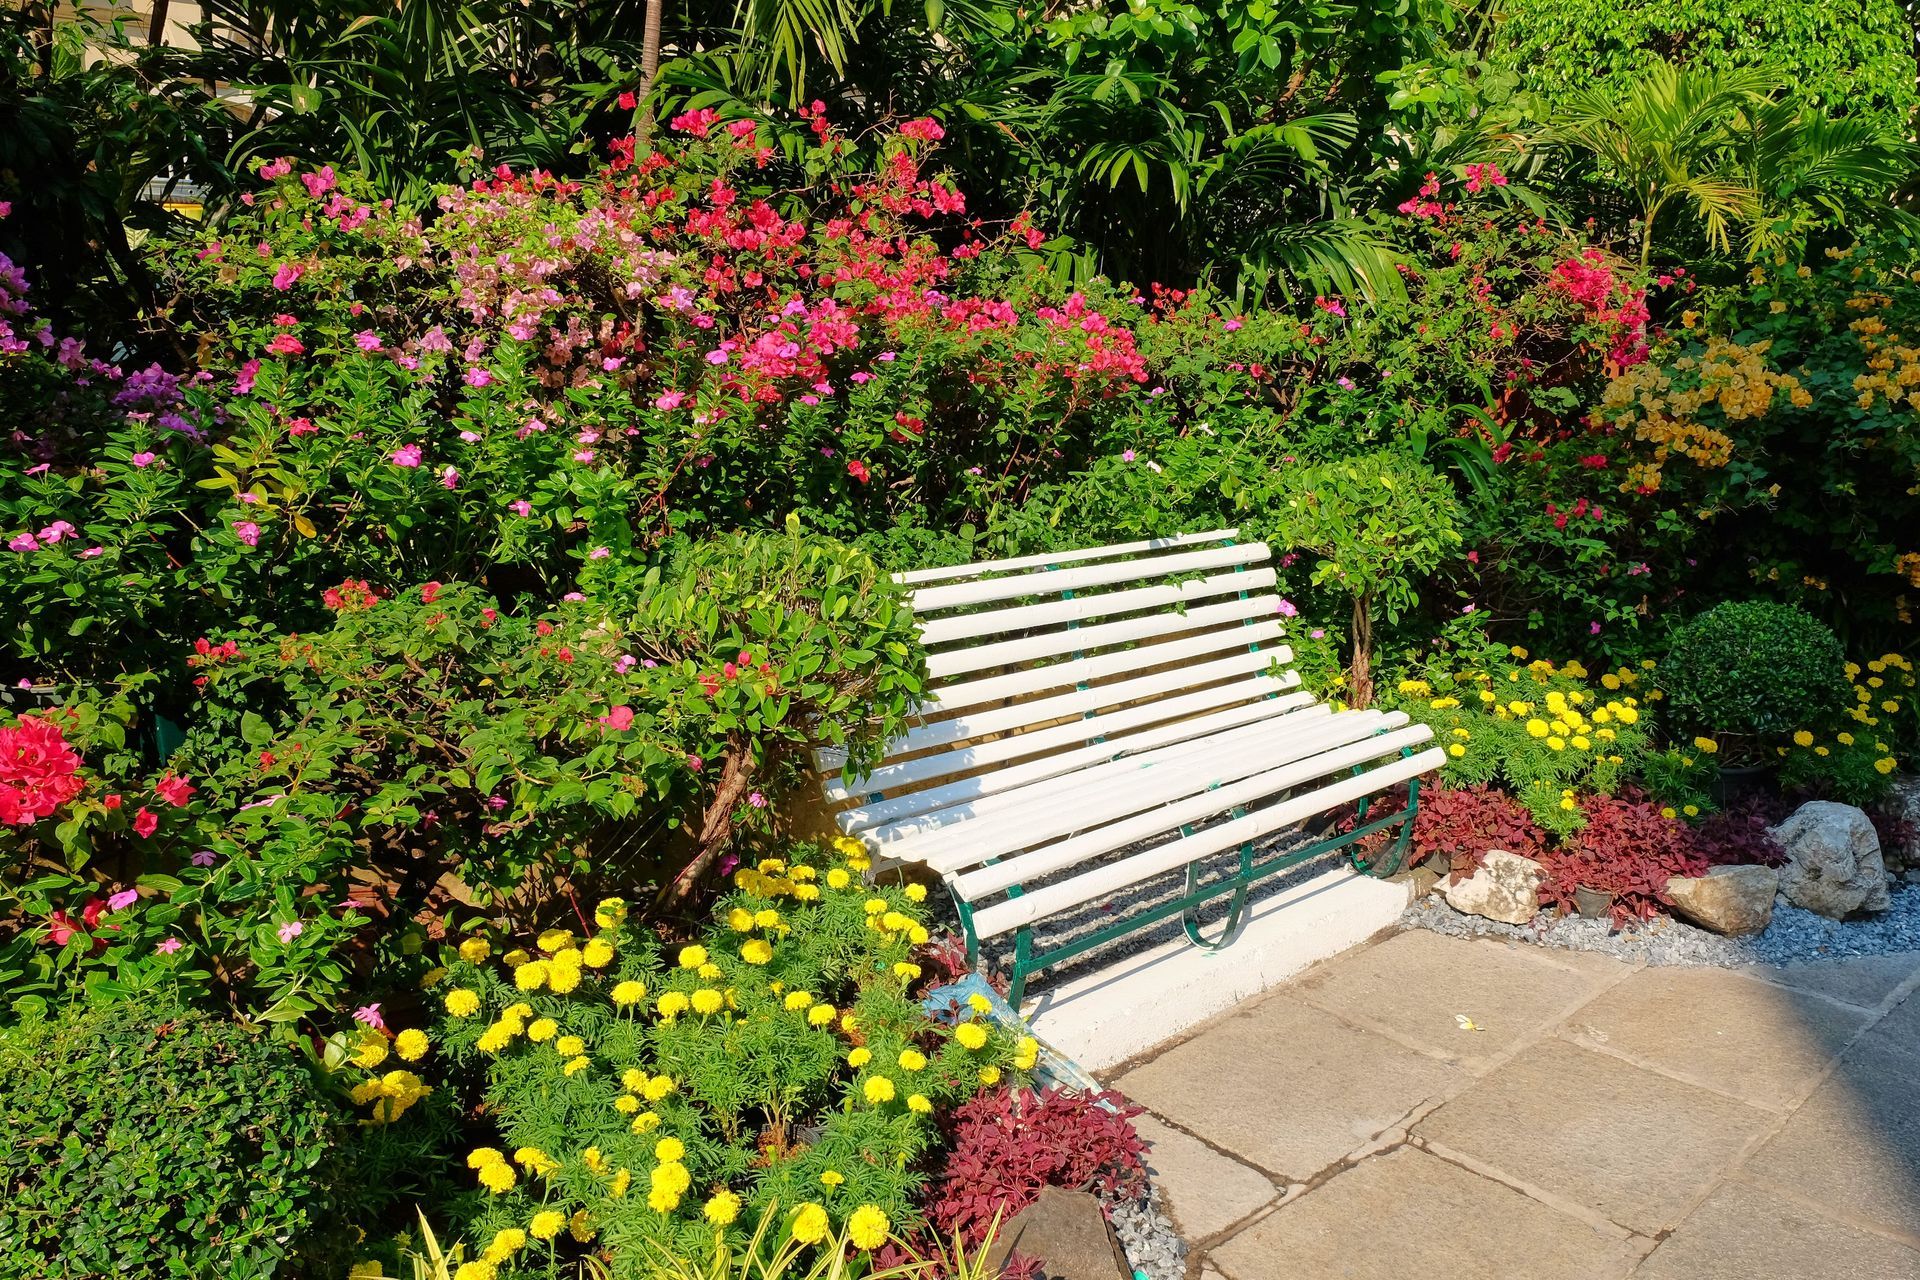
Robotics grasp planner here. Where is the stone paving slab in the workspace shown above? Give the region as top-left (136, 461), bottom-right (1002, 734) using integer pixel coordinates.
top-left (1414, 1036), bottom-right (1771, 1235)
top-left (1633, 1180), bottom-right (1920, 1279)
top-left (1743, 953), bottom-right (1920, 1011)
top-left (1129, 1114), bottom-right (1276, 1243)
top-left (1211, 1146), bottom-right (1641, 1280)
top-left (1290, 929), bottom-right (1626, 1070)
top-left (1561, 965), bottom-right (1870, 1111)
top-left (1115, 993), bottom-right (1463, 1181)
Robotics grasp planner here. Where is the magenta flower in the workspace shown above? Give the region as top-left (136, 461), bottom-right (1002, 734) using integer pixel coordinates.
top-left (353, 330), bottom-right (382, 352)
top-left (277, 920), bottom-right (303, 944)
top-left (353, 1003), bottom-right (385, 1030)
top-left (107, 888), bottom-right (139, 911)
top-left (440, 465), bottom-right (459, 490)
top-left (510, 499), bottom-right (532, 517)
top-left (614, 655), bottom-right (636, 673)
top-left (191, 850), bottom-right (217, 867)
top-left (463, 367), bottom-right (492, 387)
top-left (588, 546), bottom-right (611, 560)
top-left (130, 451), bottom-right (156, 467)
top-left (37, 521), bottom-right (75, 544)
top-left (233, 520), bottom-right (261, 547)
top-left (156, 936), bottom-right (183, 955)
top-left (391, 444), bottom-right (422, 467)
top-left (1276, 599), bottom-right (1299, 618)
top-left (1590, 621), bottom-right (1603, 635)
top-left (748, 791), bottom-right (766, 809)
top-left (8, 533), bottom-right (36, 552)
top-left (79, 547), bottom-right (102, 559)
top-left (654, 390), bottom-right (686, 410)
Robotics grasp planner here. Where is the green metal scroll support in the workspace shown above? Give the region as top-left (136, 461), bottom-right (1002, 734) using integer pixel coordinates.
top-left (1009, 926), bottom-right (1034, 1011)
top-left (1180, 807), bottom-right (1253, 948)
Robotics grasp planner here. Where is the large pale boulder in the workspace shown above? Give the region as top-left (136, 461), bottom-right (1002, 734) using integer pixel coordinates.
top-left (1443, 849), bottom-right (1545, 925)
top-left (1664, 865), bottom-right (1779, 935)
top-left (1771, 801), bottom-right (1890, 918)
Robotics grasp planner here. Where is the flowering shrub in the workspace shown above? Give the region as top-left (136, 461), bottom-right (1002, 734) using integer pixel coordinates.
top-left (0, 1000), bottom-right (366, 1278)
top-left (357, 840), bottom-right (1032, 1276)
top-left (927, 1086), bottom-right (1148, 1247)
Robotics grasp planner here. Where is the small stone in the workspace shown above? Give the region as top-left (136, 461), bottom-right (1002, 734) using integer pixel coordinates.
top-left (1772, 802), bottom-right (1891, 919)
top-left (984, 1187), bottom-right (1132, 1280)
top-left (1406, 864), bottom-right (1443, 898)
top-left (1665, 865), bottom-right (1780, 935)
top-left (1443, 850), bottom-right (1545, 926)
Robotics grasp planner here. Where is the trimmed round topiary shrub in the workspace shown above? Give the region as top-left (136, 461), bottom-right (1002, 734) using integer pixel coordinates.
top-left (1661, 601), bottom-right (1848, 739)
top-left (0, 1000), bottom-right (354, 1279)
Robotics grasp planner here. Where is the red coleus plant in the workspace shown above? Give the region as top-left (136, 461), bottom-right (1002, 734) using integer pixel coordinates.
top-left (1412, 784), bottom-right (1548, 881)
top-left (929, 1086), bottom-right (1148, 1246)
top-left (1540, 794), bottom-right (1707, 924)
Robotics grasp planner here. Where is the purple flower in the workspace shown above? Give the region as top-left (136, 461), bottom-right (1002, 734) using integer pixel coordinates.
top-left (747, 791), bottom-right (767, 808)
top-left (107, 888), bottom-right (139, 911)
top-left (353, 1003), bottom-right (385, 1030)
top-left (191, 850), bottom-right (217, 867)
top-left (277, 919), bottom-right (303, 943)
top-left (1224, 317), bottom-right (1243, 331)
top-left (8, 533), bottom-right (36, 552)
top-left (155, 936), bottom-right (182, 954)
top-left (1276, 599), bottom-right (1299, 618)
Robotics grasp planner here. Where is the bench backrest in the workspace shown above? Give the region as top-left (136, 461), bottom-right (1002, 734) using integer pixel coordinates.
top-left (818, 529), bottom-right (1305, 838)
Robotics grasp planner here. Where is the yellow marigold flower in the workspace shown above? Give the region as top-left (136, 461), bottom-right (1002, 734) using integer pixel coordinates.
top-left (1839, 732), bottom-right (1856, 745)
top-left (1884, 700), bottom-right (1900, 713)
top-left (467, 1147), bottom-right (505, 1169)
top-left (1661, 807), bottom-right (1677, 819)
top-left (907, 1094), bottom-right (932, 1113)
top-left (643, 1075), bottom-right (677, 1101)
top-left (514, 1146), bottom-right (557, 1175)
top-left (536, 928), bottom-right (573, 954)
top-left (1877, 757), bottom-right (1898, 774)
top-left (514, 961), bottom-right (548, 992)
top-left (1510, 645), bottom-right (1529, 659)
top-left (864, 898), bottom-right (889, 914)
top-left (1525, 718), bottom-right (1550, 738)
top-left (453, 1262), bottom-right (496, 1280)
top-left (848, 1205), bottom-right (890, 1251)
top-left (706, 1189), bottom-right (742, 1226)
top-left (697, 962), bottom-right (723, 979)
top-left (741, 939), bottom-right (774, 965)
top-left (808, 1004), bottom-right (836, 1026)
top-left (826, 868), bottom-right (851, 889)
top-left (419, 966), bottom-right (447, 989)
top-left (678, 945), bottom-right (708, 969)
top-left (656, 992), bottom-right (690, 1019)
top-left (394, 1029), bottom-right (429, 1062)
top-left (1013, 1036), bottom-right (1039, 1070)
top-left (529, 1210), bottom-right (566, 1242)
top-left (864, 1075), bottom-right (896, 1104)
top-left (612, 980), bottom-right (646, 1006)
top-left (979, 1066), bottom-right (1001, 1086)
top-left (1617, 706), bottom-right (1639, 725)
top-left (484, 1228), bottom-right (526, 1263)
top-left (1448, 744), bottom-right (1465, 758)
top-left (909, 925), bottom-right (930, 945)
top-left (569, 1210), bottom-right (595, 1243)
top-left (547, 964), bottom-right (582, 995)
top-left (459, 937), bottom-right (491, 964)
top-left (1693, 736), bottom-right (1719, 754)
top-left (1794, 730), bottom-right (1815, 747)
top-left (1571, 736), bottom-right (1590, 750)
top-left (1546, 736), bottom-right (1566, 751)
top-left (968, 993), bottom-right (992, 1014)
top-left (898, 1049), bottom-right (927, 1072)
top-left (780, 991), bottom-right (812, 1013)
top-left (611, 1167), bottom-right (632, 1198)
top-left (631, 1110), bottom-right (661, 1133)
top-left (727, 907), bottom-right (755, 932)
top-left (792, 1203), bottom-right (831, 1245)
top-left (527, 1017), bottom-right (558, 1042)
top-left (822, 1170), bottom-right (845, 1187)
top-left (691, 988), bottom-right (724, 1015)
top-left (905, 883), bottom-right (928, 902)
top-left (478, 1161), bottom-right (516, 1193)
top-left (1683, 805), bottom-right (1700, 817)
top-left (352, 1034), bottom-right (388, 1070)
top-left (893, 962), bottom-right (921, 981)
top-left (563, 1055), bottom-right (590, 1076)
top-left (615, 1094), bottom-right (641, 1114)
top-left (475, 1024), bottom-right (513, 1054)
top-left (651, 1162), bottom-right (692, 1197)
top-left (954, 1022), bottom-right (989, 1050)
top-left (582, 939), bottom-right (615, 968)
top-left (595, 896), bottom-right (627, 928)
top-left (848, 1047), bottom-right (872, 1067)
top-left (647, 1185), bottom-right (680, 1214)
top-left (655, 1136), bottom-right (686, 1162)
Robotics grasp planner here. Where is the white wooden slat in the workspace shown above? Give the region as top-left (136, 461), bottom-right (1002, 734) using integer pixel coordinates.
top-left (883, 648), bottom-right (1286, 758)
top-left (907, 543), bottom-right (1268, 613)
top-left (894, 530), bottom-right (1239, 586)
top-left (923, 623), bottom-right (1290, 715)
top-left (926, 593), bottom-right (1279, 679)
top-left (819, 672), bottom-right (1298, 800)
top-left (830, 693), bottom-right (1319, 831)
top-left (902, 712), bottom-right (1409, 876)
top-left (918, 567), bottom-right (1277, 647)
top-left (969, 742), bottom-right (1447, 939)
top-left (957, 722), bottom-right (1433, 901)
top-left (858, 705), bottom-right (1334, 847)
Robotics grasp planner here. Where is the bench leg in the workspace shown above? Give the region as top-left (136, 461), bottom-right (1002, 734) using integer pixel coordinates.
top-left (1009, 926), bottom-right (1033, 1011)
top-left (1181, 812), bottom-right (1254, 949)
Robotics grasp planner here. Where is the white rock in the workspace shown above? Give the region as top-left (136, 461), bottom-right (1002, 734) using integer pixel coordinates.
top-left (1771, 801), bottom-right (1891, 919)
top-left (1443, 849), bottom-right (1545, 925)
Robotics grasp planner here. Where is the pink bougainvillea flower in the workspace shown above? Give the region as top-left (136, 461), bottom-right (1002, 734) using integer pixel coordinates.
top-left (510, 499), bottom-right (532, 517)
top-left (107, 888), bottom-right (139, 911)
top-left (156, 936), bottom-right (183, 954)
top-left (440, 465), bottom-right (459, 490)
top-left (130, 451), bottom-right (156, 467)
top-left (299, 165), bottom-right (337, 199)
top-left (353, 330), bottom-right (382, 352)
top-left (258, 156), bottom-right (292, 179)
top-left (1276, 599), bottom-right (1299, 618)
top-left (1224, 317), bottom-right (1243, 331)
top-left (131, 807), bottom-right (159, 838)
top-left (277, 919), bottom-right (303, 944)
top-left (153, 772), bottom-right (195, 807)
top-left (233, 520), bottom-right (261, 547)
top-left (0, 715), bottom-right (84, 827)
top-left (353, 1003), bottom-right (385, 1029)
top-left (599, 706), bottom-right (635, 731)
top-left (390, 444), bottom-right (422, 467)
top-left (270, 263), bottom-right (305, 291)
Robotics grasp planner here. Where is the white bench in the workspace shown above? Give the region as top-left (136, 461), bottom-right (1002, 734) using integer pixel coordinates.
top-left (816, 530), bottom-right (1445, 1007)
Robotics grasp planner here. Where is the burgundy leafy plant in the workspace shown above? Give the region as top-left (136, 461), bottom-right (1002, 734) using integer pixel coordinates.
top-left (1540, 795), bottom-right (1706, 924)
top-left (1687, 799), bottom-right (1787, 868)
top-left (928, 1086), bottom-right (1148, 1245)
top-left (1413, 784), bottom-right (1548, 881)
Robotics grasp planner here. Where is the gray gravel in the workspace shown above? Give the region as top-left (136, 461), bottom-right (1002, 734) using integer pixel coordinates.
top-left (1107, 1189), bottom-right (1186, 1280)
top-left (1402, 880), bottom-right (1920, 967)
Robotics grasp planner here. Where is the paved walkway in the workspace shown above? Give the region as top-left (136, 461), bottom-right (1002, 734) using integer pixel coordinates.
top-left (1109, 929), bottom-right (1920, 1279)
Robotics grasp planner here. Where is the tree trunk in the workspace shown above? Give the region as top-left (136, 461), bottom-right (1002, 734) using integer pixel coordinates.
top-left (1348, 593), bottom-right (1374, 709)
top-left (637, 0), bottom-right (664, 142)
top-left (656, 741), bottom-right (754, 909)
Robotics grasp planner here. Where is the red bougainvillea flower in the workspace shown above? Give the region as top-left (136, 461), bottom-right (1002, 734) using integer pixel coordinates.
top-left (0, 714), bottom-right (85, 826)
top-left (420, 581), bottom-right (443, 604)
top-left (322, 578), bottom-right (380, 612)
top-left (598, 706), bottom-right (635, 731)
top-left (846, 459), bottom-right (871, 484)
top-left (153, 772), bottom-right (196, 808)
top-left (131, 807), bottom-right (159, 838)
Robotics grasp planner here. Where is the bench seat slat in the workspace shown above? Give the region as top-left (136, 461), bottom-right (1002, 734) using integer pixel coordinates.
top-left (926, 592), bottom-right (1278, 679)
top-left (922, 621), bottom-right (1289, 715)
top-left (967, 741), bottom-right (1446, 940)
top-left (907, 543), bottom-right (1268, 613)
top-left (819, 671), bottom-right (1298, 799)
top-left (832, 692), bottom-right (1319, 831)
top-left (917, 566), bottom-right (1278, 647)
top-left (895, 529), bottom-right (1239, 586)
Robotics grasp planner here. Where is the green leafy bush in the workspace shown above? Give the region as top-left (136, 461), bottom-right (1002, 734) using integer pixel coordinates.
top-left (0, 1000), bottom-right (353, 1278)
top-left (385, 841), bottom-right (1032, 1276)
top-left (1661, 601), bottom-right (1848, 742)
